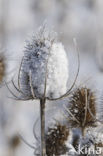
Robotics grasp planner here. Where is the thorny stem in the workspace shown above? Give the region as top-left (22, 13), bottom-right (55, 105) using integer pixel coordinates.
top-left (40, 98), bottom-right (46, 156)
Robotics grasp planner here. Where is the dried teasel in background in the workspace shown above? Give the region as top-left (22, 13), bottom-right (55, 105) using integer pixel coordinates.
top-left (46, 123), bottom-right (69, 156)
top-left (65, 87), bottom-right (97, 136)
top-left (9, 135), bottom-right (20, 149)
top-left (8, 135), bottom-right (21, 156)
top-left (0, 52), bottom-right (6, 83)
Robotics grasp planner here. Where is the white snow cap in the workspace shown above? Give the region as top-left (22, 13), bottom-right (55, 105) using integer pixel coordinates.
top-left (20, 26), bottom-right (69, 99)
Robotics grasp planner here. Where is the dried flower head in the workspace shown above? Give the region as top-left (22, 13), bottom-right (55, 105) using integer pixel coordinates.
top-left (46, 123), bottom-right (69, 156)
top-left (65, 87), bottom-right (97, 135)
top-left (0, 53), bottom-right (5, 82)
top-left (7, 25), bottom-right (80, 103)
top-left (18, 26), bottom-right (69, 100)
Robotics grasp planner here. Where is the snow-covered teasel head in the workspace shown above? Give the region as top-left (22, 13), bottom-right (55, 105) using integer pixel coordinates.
top-left (20, 26), bottom-right (69, 99)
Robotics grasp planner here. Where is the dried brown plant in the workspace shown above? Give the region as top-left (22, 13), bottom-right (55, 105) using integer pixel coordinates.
top-left (0, 54), bottom-right (5, 82)
top-left (9, 135), bottom-right (20, 149)
top-left (65, 87), bottom-right (97, 136)
top-left (46, 123), bottom-right (69, 156)
top-left (8, 135), bottom-right (21, 156)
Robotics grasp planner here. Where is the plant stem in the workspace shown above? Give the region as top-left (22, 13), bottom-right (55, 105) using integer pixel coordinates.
top-left (81, 127), bottom-right (85, 138)
top-left (40, 98), bottom-right (46, 156)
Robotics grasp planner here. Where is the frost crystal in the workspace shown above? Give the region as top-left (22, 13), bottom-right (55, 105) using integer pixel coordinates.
top-left (20, 26), bottom-right (69, 99)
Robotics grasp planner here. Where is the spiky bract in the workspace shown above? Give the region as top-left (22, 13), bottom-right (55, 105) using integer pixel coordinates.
top-left (67, 87), bottom-right (97, 130)
top-left (46, 123), bottom-right (69, 156)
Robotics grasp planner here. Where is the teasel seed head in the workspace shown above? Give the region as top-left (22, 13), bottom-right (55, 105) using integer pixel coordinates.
top-left (65, 87), bottom-right (97, 136)
top-left (46, 123), bottom-right (69, 156)
top-left (19, 25), bottom-right (69, 99)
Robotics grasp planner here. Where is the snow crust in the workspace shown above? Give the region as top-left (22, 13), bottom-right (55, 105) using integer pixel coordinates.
top-left (20, 27), bottom-right (69, 99)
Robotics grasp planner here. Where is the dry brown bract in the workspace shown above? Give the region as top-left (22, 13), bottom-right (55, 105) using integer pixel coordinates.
top-left (46, 123), bottom-right (69, 156)
top-left (66, 87), bottom-right (97, 136)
